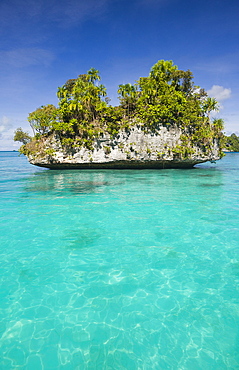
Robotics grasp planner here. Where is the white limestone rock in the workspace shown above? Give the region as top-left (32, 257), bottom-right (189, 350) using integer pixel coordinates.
top-left (27, 124), bottom-right (221, 169)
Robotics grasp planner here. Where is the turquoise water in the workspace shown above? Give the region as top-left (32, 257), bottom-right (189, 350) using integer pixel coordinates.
top-left (0, 152), bottom-right (239, 369)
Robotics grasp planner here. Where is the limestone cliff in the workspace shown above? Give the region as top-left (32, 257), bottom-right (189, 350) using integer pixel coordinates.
top-left (24, 123), bottom-right (222, 169)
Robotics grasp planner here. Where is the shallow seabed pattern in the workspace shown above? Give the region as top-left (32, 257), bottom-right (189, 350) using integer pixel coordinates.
top-left (0, 152), bottom-right (239, 369)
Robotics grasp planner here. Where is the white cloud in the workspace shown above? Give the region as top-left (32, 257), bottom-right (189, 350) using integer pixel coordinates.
top-left (0, 116), bottom-right (11, 133)
top-left (0, 0), bottom-right (110, 29)
top-left (59, 0), bottom-right (109, 25)
top-left (0, 116), bottom-right (15, 149)
top-left (207, 85), bottom-right (231, 102)
top-left (0, 48), bottom-right (54, 69)
top-left (0, 115), bottom-right (31, 150)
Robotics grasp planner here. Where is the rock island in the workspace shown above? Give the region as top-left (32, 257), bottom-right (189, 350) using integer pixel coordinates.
top-left (16, 60), bottom-right (225, 169)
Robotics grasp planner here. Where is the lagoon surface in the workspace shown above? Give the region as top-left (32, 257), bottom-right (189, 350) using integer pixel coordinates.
top-left (0, 151), bottom-right (239, 369)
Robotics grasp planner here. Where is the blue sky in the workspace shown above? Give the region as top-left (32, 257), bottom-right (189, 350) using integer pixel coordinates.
top-left (1, 0), bottom-right (239, 149)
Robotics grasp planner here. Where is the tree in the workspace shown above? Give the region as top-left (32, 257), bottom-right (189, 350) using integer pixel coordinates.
top-left (135, 61), bottom-right (201, 128)
top-left (212, 118), bottom-right (224, 133)
top-left (57, 69), bottom-right (108, 128)
top-left (87, 68), bottom-right (101, 84)
top-left (149, 60), bottom-right (178, 84)
top-left (14, 128), bottom-right (32, 144)
top-left (28, 104), bottom-right (58, 134)
top-left (118, 83), bottom-right (138, 116)
top-left (202, 97), bottom-right (219, 120)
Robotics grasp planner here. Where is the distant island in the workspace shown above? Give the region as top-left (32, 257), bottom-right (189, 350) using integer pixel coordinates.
top-left (14, 60), bottom-right (225, 169)
top-left (224, 134), bottom-right (239, 152)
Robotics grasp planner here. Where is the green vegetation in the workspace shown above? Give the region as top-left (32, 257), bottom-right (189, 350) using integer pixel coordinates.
top-left (225, 134), bottom-right (239, 152)
top-left (28, 104), bottom-right (58, 135)
top-left (14, 128), bottom-right (32, 145)
top-left (15, 60), bottom-right (225, 159)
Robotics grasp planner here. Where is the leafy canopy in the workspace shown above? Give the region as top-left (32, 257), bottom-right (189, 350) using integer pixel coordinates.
top-left (28, 104), bottom-right (58, 135)
top-left (14, 128), bottom-right (32, 144)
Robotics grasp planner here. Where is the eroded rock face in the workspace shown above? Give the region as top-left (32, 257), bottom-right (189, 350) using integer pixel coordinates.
top-left (27, 124), bottom-right (221, 169)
